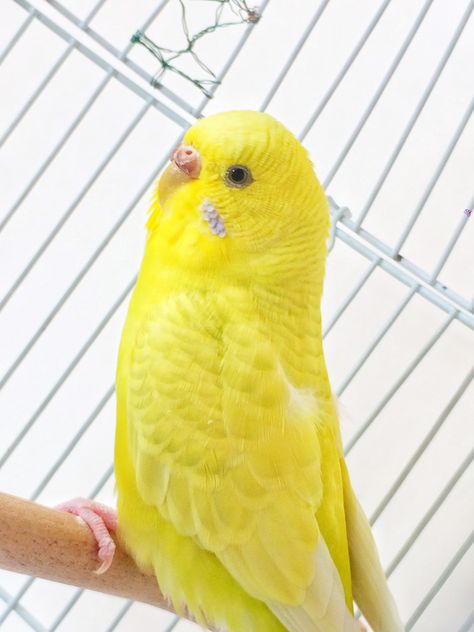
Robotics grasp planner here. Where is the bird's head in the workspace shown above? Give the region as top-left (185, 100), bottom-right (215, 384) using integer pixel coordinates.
top-left (148, 110), bottom-right (329, 282)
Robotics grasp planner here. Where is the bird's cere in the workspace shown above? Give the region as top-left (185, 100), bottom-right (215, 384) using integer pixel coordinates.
top-left (173, 144), bottom-right (201, 178)
top-left (200, 198), bottom-right (226, 238)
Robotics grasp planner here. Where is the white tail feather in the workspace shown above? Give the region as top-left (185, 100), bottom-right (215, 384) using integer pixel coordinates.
top-left (342, 464), bottom-right (405, 632)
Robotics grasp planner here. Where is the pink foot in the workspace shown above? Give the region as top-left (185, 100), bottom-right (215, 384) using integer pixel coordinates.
top-left (56, 498), bottom-right (117, 574)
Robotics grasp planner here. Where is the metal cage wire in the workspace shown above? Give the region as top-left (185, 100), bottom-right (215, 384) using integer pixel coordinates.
top-left (0, 0), bottom-right (473, 630)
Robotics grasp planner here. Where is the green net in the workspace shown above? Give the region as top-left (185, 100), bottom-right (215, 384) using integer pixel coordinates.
top-left (131, 0), bottom-right (260, 97)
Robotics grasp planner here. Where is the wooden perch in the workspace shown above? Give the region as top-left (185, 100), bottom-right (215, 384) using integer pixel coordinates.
top-left (0, 492), bottom-right (173, 613)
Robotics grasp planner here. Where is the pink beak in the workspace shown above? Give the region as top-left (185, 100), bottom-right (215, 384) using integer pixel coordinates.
top-left (158, 144), bottom-right (201, 207)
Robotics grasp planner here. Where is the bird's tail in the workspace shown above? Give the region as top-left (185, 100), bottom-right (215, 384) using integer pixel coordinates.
top-left (341, 461), bottom-right (405, 632)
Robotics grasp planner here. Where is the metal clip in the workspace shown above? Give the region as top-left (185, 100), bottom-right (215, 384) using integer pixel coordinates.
top-left (327, 196), bottom-right (351, 252)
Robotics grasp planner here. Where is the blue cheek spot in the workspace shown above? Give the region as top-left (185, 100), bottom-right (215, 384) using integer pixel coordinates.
top-left (200, 198), bottom-right (227, 238)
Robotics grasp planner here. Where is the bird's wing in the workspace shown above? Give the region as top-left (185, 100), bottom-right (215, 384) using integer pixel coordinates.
top-left (268, 534), bottom-right (360, 632)
top-left (340, 461), bottom-right (405, 632)
top-left (126, 295), bottom-right (358, 631)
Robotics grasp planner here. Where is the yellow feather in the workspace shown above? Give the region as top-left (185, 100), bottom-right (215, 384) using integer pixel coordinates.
top-left (114, 110), bottom-right (402, 631)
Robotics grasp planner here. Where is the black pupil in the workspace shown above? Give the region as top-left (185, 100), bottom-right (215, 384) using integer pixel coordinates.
top-left (230, 167), bottom-right (246, 183)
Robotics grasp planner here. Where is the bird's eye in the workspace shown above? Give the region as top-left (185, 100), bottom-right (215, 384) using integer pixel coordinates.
top-left (225, 165), bottom-right (253, 188)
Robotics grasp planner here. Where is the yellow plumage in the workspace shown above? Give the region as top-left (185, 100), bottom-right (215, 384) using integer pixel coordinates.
top-left (114, 111), bottom-right (403, 631)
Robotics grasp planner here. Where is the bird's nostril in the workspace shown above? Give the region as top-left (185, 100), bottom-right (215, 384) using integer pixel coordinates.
top-left (172, 144), bottom-right (201, 178)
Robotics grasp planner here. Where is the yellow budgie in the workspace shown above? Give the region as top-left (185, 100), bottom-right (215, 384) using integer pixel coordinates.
top-left (63, 110), bottom-right (404, 632)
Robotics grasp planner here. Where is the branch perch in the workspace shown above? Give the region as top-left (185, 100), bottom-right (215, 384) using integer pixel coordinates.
top-left (0, 492), bottom-right (173, 613)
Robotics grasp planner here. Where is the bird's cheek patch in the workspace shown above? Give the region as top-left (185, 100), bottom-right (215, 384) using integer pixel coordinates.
top-left (200, 198), bottom-right (226, 238)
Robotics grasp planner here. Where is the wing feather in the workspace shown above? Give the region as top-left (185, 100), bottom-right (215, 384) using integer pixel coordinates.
top-left (269, 535), bottom-right (360, 632)
top-left (127, 293), bottom-right (359, 630)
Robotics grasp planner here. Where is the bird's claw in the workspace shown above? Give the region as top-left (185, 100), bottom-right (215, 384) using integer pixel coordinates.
top-left (56, 497), bottom-right (117, 574)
